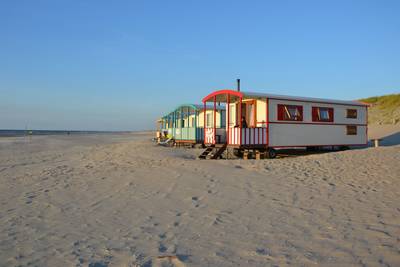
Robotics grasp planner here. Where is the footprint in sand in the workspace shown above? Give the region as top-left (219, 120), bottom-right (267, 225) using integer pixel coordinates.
top-left (256, 247), bottom-right (271, 256)
top-left (203, 173), bottom-right (213, 179)
top-left (206, 178), bottom-right (218, 194)
top-left (171, 211), bottom-right (183, 228)
top-left (88, 262), bottom-right (107, 267)
top-left (24, 193), bottom-right (36, 204)
top-left (191, 196), bottom-right (205, 208)
top-left (153, 255), bottom-right (186, 267)
top-left (211, 211), bottom-right (234, 226)
top-left (158, 243), bottom-right (168, 253)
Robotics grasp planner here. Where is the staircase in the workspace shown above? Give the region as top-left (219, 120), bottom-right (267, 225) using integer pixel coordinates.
top-left (199, 146), bottom-right (214, 159)
top-left (199, 144), bottom-right (227, 159)
top-left (211, 144), bottom-right (227, 159)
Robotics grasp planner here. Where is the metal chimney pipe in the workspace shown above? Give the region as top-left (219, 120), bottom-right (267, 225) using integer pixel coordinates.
top-left (237, 79), bottom-right (240, 91)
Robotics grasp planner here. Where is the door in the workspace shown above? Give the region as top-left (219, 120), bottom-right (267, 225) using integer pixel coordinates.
top-left (240, 101), bottom-right (255, 128)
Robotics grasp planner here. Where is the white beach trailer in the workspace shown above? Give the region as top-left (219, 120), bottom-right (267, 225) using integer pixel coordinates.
top-left (202, 89), bottom-right (368, 158)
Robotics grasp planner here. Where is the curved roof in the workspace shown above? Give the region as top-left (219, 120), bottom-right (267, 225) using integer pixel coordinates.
top-left (162, 103), bottom-right (225, 118)
top-left (203, 89), bottom-right (368, 107)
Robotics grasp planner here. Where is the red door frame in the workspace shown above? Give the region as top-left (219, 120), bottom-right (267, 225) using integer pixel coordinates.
top-left (203, 102), bottom-right (206, 142)
top-left (239, 97), bottom-right (242, 145)
top-left (266, 98), bottom-right (269, 146)
top-left (227, 94), bottom-right (230, 144)
top-left (213, 95), bottom-right (216, 144)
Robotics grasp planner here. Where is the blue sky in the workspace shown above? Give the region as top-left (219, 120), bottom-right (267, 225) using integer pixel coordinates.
top-left (0, 0), bottom-right (399, 131)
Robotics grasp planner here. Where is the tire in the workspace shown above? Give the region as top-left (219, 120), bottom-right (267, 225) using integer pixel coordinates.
top-left (339, 146), bottom-right (350, 151)
top-left (266, 148), bottom-right (277, 159)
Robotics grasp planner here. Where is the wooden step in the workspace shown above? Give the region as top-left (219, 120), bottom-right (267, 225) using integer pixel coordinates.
top-left (199, 144), bottom-right (227, 160)
top-left (199, 146), bottom-right (214, 159)
top-left (210, 144), bottom-right (227, 159)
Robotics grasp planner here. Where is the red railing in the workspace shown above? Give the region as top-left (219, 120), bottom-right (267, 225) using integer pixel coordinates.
top-left (204, 128), bottom-right (227, 144)
top-left (205, 128), bottom-right (215, 144)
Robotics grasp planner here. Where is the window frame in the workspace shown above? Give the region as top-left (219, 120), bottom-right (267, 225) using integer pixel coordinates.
top-left (346, 125), bottom-right (357, 135)
top-left (245, 100), bottom-right (256, 128)
top-left (277, 104), bottom-right (303, 121)
top-left (346, 109), bottom-right (358, 119)
top-left (312, 106), bottom-right (334, 122)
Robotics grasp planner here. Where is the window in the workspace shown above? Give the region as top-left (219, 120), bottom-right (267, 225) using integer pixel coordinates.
top-left (229, 104), bottom-right (236, 127)
top-left (346, 125), bottom-right (357, 135)
top-left (347, 109), bottom-right (357, 119)
top-left (312, 107), bottom-right (334, 122)
top-left (247, 102), bottom-right (255, 127)
top-left (278, 104), bottom-right (303, 121)
top-left (206, 113), bottom-right (212, 127)
top-left (220, 110), bottom-right (226, 127)
top-left (191, 117), bottom-right (195, 127)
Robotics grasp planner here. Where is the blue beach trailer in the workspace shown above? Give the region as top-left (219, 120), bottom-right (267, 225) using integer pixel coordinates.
top-left (160, 104), bottom-right (225, 144)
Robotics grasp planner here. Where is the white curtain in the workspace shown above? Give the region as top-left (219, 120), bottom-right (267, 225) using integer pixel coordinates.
top-left (247, 104), bottom-right (255, 127)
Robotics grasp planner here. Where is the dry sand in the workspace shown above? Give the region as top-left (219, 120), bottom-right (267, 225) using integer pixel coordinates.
top-left (0, 130), bottom-right (399, 267)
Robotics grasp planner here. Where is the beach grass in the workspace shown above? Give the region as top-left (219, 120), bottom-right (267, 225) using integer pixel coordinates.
top-left (360, 93), bottom-right (400, 124)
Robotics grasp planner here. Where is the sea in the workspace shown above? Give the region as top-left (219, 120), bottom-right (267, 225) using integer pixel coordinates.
top-left (0, 130), bottom-right (116, 137)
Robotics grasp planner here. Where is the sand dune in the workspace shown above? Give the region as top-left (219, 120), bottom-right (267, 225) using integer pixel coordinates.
top-left (0, 132), bottom-right (399, 266)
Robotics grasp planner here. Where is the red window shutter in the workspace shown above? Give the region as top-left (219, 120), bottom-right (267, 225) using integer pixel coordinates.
top-left (312, 107), bottom-right (318, 121)
top-left (277, 104), bottom-right (284, 120)
top-left (328, 108), bottom-right (334, 122)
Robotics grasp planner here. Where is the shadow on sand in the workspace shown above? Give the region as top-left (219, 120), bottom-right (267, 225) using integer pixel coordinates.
top-left (368, 131), bottom-right (400, 147)
top-left (277, 130), bottom-right (400, 158)
top-left (275, 149), bottom-right (343, 158)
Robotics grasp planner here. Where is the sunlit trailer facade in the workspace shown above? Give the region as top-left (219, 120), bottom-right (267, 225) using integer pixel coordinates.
top-left (202, 90), bottom-right (368, 153)
top-left (160, 104), bottom-right (225, 144)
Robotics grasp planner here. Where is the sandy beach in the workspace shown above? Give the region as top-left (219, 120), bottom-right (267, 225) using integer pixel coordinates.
top-left (0, 130), bottom-right (399, 267)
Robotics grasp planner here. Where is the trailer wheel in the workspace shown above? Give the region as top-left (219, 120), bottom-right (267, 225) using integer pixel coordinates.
top-left (339, 146), bottom-right (350, 151)
top-left (266, 148), bottom-right (277, 159)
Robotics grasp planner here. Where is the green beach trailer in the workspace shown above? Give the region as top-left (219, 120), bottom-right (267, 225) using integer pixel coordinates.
top-left (160, 104), bottom-right (225, 144)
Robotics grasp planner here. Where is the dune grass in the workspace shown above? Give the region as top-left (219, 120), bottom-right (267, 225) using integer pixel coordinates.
top-left (360, 94), bottom-right (400, 124)
top-left (360, 94), bottom-right (400, 109)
